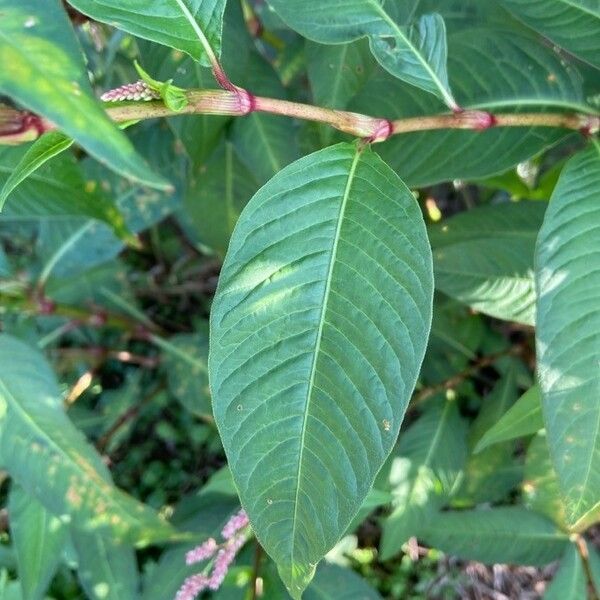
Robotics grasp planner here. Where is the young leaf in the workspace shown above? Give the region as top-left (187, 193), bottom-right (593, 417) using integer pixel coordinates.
top-left (535, 145), bottom-right (600, 531)
top-left (72, 530), bottom-right (141, 600)
top-left (475, 385), bottom-right (544, 453)
top-left (134, 62), bottom-right (188, 112)
top-left (380, 398), bottom-right (468, 559)
top-left (0, 0), bottom-right (168, 190)
top-left (544, 543), bottom-right (586, 600)
top-left (430, 201), bottom-right (546, 325)
top-left (67, 0), bottom-right (227, 68)
top-left (0, 132), bottom-right (73, 210)
top-left (0, 334), bottom-right (176, 545)
top-left (210, 143), bottom-right (433, 597)
top-left (8, 486), bottom-right (68, 600)
top-left (266, 1), bottom-right (457, 108)
top-left (500, 0), bottom-right (600, 68)
top-left (419, 507), bottom-right (569, 565)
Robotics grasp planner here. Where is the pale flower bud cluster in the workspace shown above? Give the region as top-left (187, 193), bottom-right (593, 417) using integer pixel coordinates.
top-left (101, 81), bottom-right (160, 102)
top-left (175, 510), bottom-right (250, 600)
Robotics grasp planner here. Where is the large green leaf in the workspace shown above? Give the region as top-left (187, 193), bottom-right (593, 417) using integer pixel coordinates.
top-left (544, 543), bottom-right (586, 600)
top-left (420, 507), bottom-right (569, 565)
top-left (430, 202), bottom-right (546, 325)
top-left (0, 334), bottom-right (176, 545)
top-left (72, 530), bottom-right (140, 600)
top-left (266, 0), bottom-right (456, 107)
top-left (8, 487), bottom-right (67, 600)
top-left (535, 145), bottom-right (600, 531)
top-left (67, 0), bottom-right (226, 67)
top-left (500, 0), bottom-right (600, 68)
top-left (0, 0), bottom-right (166, 189)
top-left (0, 146), bottom-right (129, 239)
top-left (475, 384), bottom-right (544, 453)
top-left (352, 27), bottom-right (589, 186)
top-left (380, 398), bottom-right (467, 559)
top-left (210, 143), bottom-right (433, 597)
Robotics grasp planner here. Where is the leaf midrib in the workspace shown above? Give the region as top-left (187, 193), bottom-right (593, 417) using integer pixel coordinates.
top-left (290, 148), bottom-right (362, 568)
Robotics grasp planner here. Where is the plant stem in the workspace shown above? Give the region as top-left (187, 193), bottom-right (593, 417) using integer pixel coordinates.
top-left (2, 92), bottom-right (597, 147)
top-left (574, 535), bottom-right (599, 600)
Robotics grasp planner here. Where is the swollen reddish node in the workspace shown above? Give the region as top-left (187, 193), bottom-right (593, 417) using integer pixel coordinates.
top-left (368, 119), bottom-right (393, 143)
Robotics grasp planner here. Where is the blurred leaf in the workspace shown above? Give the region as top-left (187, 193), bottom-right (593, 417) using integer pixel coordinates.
top-left (500, 0), bottom-right (600, 68)
top-left (420, 507), bottom-right (569, 565)
top-left (210, 143), bottom-right (433, 597)
top-left (476, 384), bottom-right (543, 453)
top-left (159, 330), bottom-right (212, 418)
top-left (8, 486), bottom-right (67, 600)
top-left (0, 334), bottom-right (176, 545)
top-left (0, 0), bottom-right (167, 189)
top-left (184, 143), bottom-right (258, 256)
top-left (524, 433), bottom-right (568, 528)
top-left (0, 133), bottom-right (72, 210)
top-left (72, 529), bottom-right (140, 600)
top-left (535, 146), bottom-right (600, 531)
top-left (430, 202), bottom-right (546, 325)
top-left (380, 398), bottom-right (467, 559)
top-left (544, 543), bottom-right (586, 600)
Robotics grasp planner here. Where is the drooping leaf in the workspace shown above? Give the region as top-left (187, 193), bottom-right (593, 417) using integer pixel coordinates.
top-left (475, 385), bottom-right (544, 453)
top-left (380, 398), bottom-right (467, 559)
top-left (535, 145), bottom-right (600, 531)
top-left (0, 0), bottom-right (167, 189)
top-left (544, 543), bottom-right (586, 600)
top-left (72, 530), bottom-right (141, 600)
top-left (210, 143), bottom-right (433, 596)
top-left (500, 0), bottom-right (600, 68)
top-left (8, 486), bottom-right (68, 600)
top-left (266, 1), bottom-right (456, 107)
top-left (420, 507), bottom-right (569, 565)
top-left (430, 201), bottom-right (546, 325)
top-left (523, 433), bottom-right (568, 528)
top-left (0, 334), bottom-right (176, 545)
top-left (0, 133), bottom-right (72, 210)
top-left (0, 146), bottom-right (130, 240)
top-left (352, 27), bottom-right (589, 187)
top-left (67, 0), bottom-right (227, 67)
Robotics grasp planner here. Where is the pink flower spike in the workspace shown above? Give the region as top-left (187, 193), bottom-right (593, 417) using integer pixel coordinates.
top-left (175, 574), bottom-right (209, 600)
top-left (185, 538), bottom-right (217, 565)
top-left (221, 509), bottom-right (249, 540)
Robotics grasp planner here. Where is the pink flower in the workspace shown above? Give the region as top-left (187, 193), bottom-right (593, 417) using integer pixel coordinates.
top-left (221, 509), bottom-right (249, 540)
top-left (186, 538), bottom-right (217, 565)
top-left (100, 81), bottom-right (160, 102)
top-left (175, 574), bottom-right (209, 600)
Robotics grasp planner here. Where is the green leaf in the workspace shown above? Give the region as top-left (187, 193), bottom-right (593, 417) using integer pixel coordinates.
top-left (535, 145), bottom-right (600, 531)
top-left (380, 398), bottom-right (467, 559)
top-left (524, 433), bottom-right (568, 528)
top-left (0, 133), bottom-right (73, 211)
top-left (159, 331), bottom-right (212, 418)
top-left (67, 0), bottom-right (227, 68)
top-left (210, 143), bottom-right (433, 597)
top-left (430, 202), bottom-right (546, 325)
top-left (500, 0), bottom-right (600, 68)
top-left (267, 1), bottom-right (456, 108)
top-left (544, 543), bottom-right (586, 600)
top-left (0, 334), bottom-right (176, 545)
top-left (134, 61), bottom-right (188, 112)
top-left (72, 530), bottom-right (140, 600)
top-left (304, 563), bottom-right (383, 600)
top-left (352, 26), bottom-right (588, 187)
top-left (8, 486), bottom-right (67, 600)
top-left (420, 507), bottom-right (569, 565)
top-left (475, 385), bottom-right (543, 453)
top-left (185, 142), bottom-right (258, 256)
top-left (0, 0), bottom-right (168, 190)
top-left (0, 146), bottom-right (130, 240)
